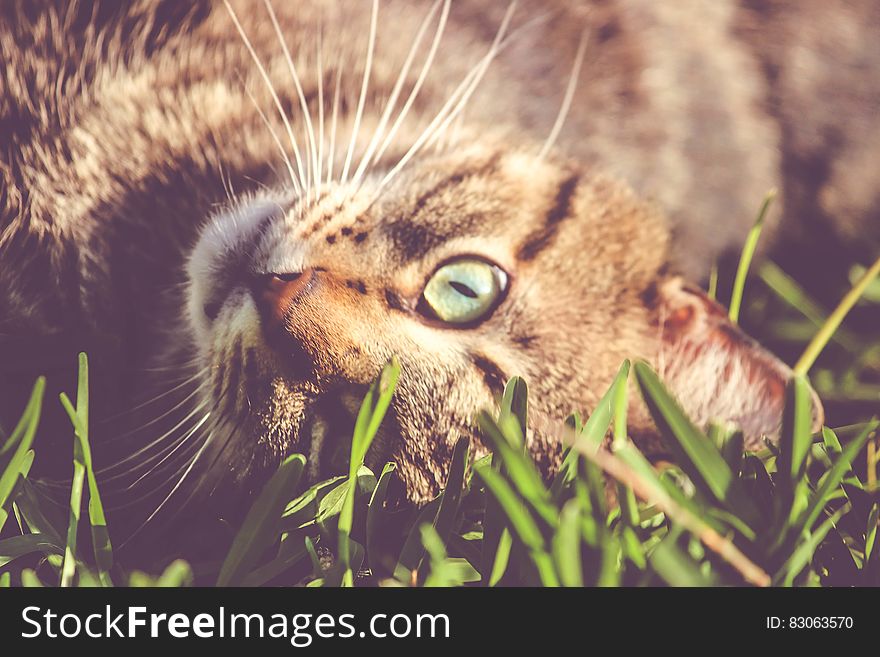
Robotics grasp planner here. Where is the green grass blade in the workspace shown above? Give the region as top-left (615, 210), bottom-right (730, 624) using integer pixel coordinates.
top-left (338, 358), bottom-right (400, 586)
top-left (553, 361), bottom-right (629, 495)
top-left (366, 462), bottom-right (397, 576)
top-left (609, 360), bottom-right (642, 565)
top-left (216, 453), bottom-right (306, 586)
top-left (420, 525), bottom-right (480, 587)
top-left (156, 560), bottom-right (194, 587)
top-left (650, 532), bottom-right (717, 587)
top-left (775, 503), bottom-right (850, 586)
top-left (60, 457), bottom-right (85, 587)
top-left (728, 189), bottom-right (775, 323)
top-left (478, 412), bottom-right (556, 526)
top-left (0, 377), bottom-right (45, 457)
top-left (481, 457), bottom-right (508, 585)
top-left (419, 524), bottom-right (450, 587)
top-left (430, 436), bottom-right (470, 544)
top-left (500, 376), bottom-right (528, 438)
top-left (778, 375), bottom-right (816, 483)
top-left (798, 420), bottom-right (876, 534)
top-left (794, 253), bottom-right (880, 375)
top-left (240, 537), bottom-right (309, 586)
top-left (59, 354), bottom-right (113, 585)
top-left (476, 465), bottom-right (559, 586)
top-left (280, 475), bottom-right (346, 530)
top-left (393, 497), bottom-right (441, 584)
top-left (775, 375), bottom-right (816, 533)
top-left (478, 378), bottom-right (534, 584)
top-left (633, 360), bottom-right (760, 528)
top-left (16, 479), bottom-right (65, 544)
top-left (398, 436), bottom-right (471, 585)
top-left (0, 450), bottom-right (34, 536)
top-left (865, 503), bottom-right (879, 565)
top-left (0, 534), bottom-right (63, 568)
top-left (707, 262), bottom-right (719, 300)
top-left (0, 378), bottom-right (45, 512)
top-left (552, 499), bottom-right (584, 586)
top-left (20, 569), bottom-right (43, 587)
top-left (709, 422), bottom-right (744, 474)
top-left (487, 529), bottom-right (512, 586)
top-left (613, 441), bottom-right (749, 538)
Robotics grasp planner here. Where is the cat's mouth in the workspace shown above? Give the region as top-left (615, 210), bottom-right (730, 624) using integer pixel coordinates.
top-left (297, 385), bottom-right (398, 485)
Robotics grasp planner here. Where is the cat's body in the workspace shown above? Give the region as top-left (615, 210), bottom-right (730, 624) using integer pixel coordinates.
top-left (0, 1), bottom-right (873, 550)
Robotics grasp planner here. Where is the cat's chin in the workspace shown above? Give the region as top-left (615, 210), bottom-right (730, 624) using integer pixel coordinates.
top-left (207, 378), bottom-right (396, 499)
top-left (299, 386), bottom-right (399, 487)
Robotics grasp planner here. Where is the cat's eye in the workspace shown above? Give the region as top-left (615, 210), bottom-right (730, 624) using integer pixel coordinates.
top-left (420, 258), bottom-right (508, 325)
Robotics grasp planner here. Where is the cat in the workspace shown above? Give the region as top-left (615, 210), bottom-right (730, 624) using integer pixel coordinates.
top-left (1, 0), bottom-right (874, 548)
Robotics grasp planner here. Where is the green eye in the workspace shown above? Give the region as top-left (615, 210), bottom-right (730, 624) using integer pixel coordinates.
top-left (421, 258), bottom-right (508, 325)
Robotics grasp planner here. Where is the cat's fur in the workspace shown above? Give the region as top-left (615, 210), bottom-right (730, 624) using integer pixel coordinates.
top-left (1, 1), bottom-right (873, 544)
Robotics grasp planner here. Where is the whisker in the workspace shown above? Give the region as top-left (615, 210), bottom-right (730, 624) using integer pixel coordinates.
top-left (223, 0), bottom-right (307, 193)
top-left (316, 14), bottom-right (325, 199)
top-left (113, 430), bottom-right (213, 534)
top-left (538, 27), bottom-right (589, 159)
top-left (351, 0), bottom-right (445, 187)
top-left (421, 4), bottom-right (521, 151)
top-left (263, 0), bottom-right (320, 202)
top-left (97, 368), bottom-right (205, 426)
top-left (114, 414), bottom-right (228, 545)
top-left (123, 412), bottom-right (212, 491)
top-left (371, 0), bottom-right (451, 167)
top-left (98, 399), bottom-right (210, 475)
top-left (190, 416), bottom-right (248, 498)
top-left (99, 415), bottom-right (206, 487)
top-left (239, 77), bottom-right (301, 195)
top-left (216, 157), bottom-right (235, 206)
top-left (241, 174), bottom-right (272, 191)
top-left (339, 0), bottom-right (379, 184)
top-left (102, 385), bottom-right (204, 444)
top-left (326, 55), bottom-right (343, 185)
top-left (374, 1), bottom-right (518, 197)
top-left (133, 358), bottom-right (202, 374)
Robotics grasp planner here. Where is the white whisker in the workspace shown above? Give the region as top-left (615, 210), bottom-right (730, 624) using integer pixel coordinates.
top-left (374, 1), bottom-right (518, 197)
top-left (124, 412), bottom-right (211, 491)
top-left (223, 0), bottom-right (307, 192)
top-left (538, 28), bottom-right (589, 159)
top-left (134, 357), bottom-right (203, 374)
top-left (326, 56), bottom-right (343, 185)
top-left (241, 79), bottom-right (302, 195)
top-left (351, 0), bottom-right (445, 187)
top-left (421, 5), bottom-right (519, 152)
top-left (97, 368), bottom-right (205, 426)
top-left (98, 399), bottom-right (209, 475)
top-left (102, 385), bottom-right (204, 444)
top-left (263, 0), bottom-right (320, 202)
top-left (316, 14), bottom-right (325, 198)
top-left (116, 430), bottom-right (214, 548)
top-left (339, 0), bottom-right (379, 184)
top-left (371, 0), bottom-right (451, 167)
top-left (217, 158), bottom-right (234, 206)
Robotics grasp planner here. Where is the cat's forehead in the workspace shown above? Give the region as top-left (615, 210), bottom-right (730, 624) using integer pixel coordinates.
top-left (266, 146), bottom-right (564, 270)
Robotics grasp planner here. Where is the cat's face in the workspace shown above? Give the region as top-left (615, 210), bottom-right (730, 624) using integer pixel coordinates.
top-left (185, 136), bottom-right (812, 502)
top-left (185, 137), bottom-right (663, 499)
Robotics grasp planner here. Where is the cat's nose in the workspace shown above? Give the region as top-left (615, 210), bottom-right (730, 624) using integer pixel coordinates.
top-left (252, 268), bottom-right (317, 329)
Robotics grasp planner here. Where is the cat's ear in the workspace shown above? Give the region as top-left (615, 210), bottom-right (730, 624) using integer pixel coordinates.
top-left (651, 277), bottom-right (823, 448)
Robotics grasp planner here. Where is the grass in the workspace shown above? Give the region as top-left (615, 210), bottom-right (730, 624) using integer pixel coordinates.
top-left (1, 216), bottom-right (879, 587)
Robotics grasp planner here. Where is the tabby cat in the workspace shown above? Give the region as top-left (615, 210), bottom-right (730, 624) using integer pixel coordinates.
top-left (1, 0), bottom-right (876, 549)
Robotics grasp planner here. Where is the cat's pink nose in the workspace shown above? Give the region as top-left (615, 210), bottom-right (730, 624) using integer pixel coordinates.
top-left (253, 268), bottom-right (316, 329)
